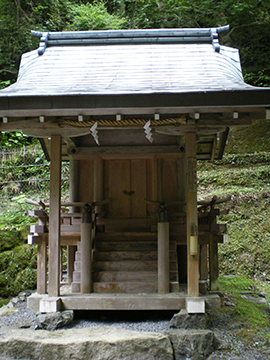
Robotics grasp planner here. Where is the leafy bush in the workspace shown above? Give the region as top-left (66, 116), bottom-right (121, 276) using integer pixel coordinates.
top-left (65, 2), bottom-right (127, 31)
top-left (0, 245), bottom-right (37, 298)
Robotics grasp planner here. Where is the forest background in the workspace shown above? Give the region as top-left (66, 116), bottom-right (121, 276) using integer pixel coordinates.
top-left (0, 0), bottom-right (270, 346)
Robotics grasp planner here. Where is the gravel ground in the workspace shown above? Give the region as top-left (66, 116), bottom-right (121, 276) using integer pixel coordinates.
top-left (0, 295), bottom-right (269, 360)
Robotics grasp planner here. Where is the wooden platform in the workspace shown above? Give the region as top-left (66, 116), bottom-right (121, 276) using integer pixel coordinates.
top-left (27, 286), bottom-right (221, 313)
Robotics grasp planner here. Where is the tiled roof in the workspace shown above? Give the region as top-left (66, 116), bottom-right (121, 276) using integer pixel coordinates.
top-left (2, 27), bottom-right (252, 96)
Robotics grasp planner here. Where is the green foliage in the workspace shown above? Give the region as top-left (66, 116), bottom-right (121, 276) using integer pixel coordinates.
top-left (65, 2), bottom-right (127, 31)
top-left (0, 132), bottom-right (35, 149)
top-left (0, 298), bottom-right (9, 307)
top-left (219, 275), bottom-right (256, 295)
top-left (198, 121), bottom-right (270, 283)
top-left (0, 0), bottom-right (270, 86)
top-left (218, 276), bottom-right (270, 345)
top-left (0, 244), bottom-right (37, 298)
top-left (225, 121), bottom-right (270, 154)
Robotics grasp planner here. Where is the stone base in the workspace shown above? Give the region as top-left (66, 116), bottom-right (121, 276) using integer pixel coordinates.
top-left (186, 297), bottom-right (205, 314)
top-left (170, 309), bottom-right (209, 329)
top-left (0, 327), bottom-right (220, 360)
top-left (39, 296), bottom-right (62, 313)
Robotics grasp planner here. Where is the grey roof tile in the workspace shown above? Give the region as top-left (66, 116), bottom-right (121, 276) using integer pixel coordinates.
top-left (2, 43), bottom-right (250, 96)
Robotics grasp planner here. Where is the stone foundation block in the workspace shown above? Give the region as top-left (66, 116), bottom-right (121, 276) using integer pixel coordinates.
top-left (186, 297), bottom-right (205, 314)
top-left (40, 297), bottom-right (61, 313)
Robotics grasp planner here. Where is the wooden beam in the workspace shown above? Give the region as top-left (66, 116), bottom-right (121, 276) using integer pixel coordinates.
top-left (185, 132), bottom-right (199, 297)
top-left (75, 145), bottom-right (182, 155)
top-left (48, 135), bottom-right (62, 297)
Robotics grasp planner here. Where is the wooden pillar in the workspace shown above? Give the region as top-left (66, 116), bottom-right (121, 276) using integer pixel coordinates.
top-left (81, 204), bottom-right (93, 293)
top-left (69, 156), bottom-right (79, 213)
top-left (68, 155), bottom-right (79, 284)
top-left (37, 240), bottom-right (47, 294)
top-left (48, 135), bottom-right (62, 297)
top-left (177, 156), bottom-right (186, 211)
top-left (67, 246), bottom-right (76, 285)
top-left (158, 221), bottom-right (170, 293)
top-left (209, 237), bottom-right (219, 290)
top-left (200, 244), bottom-right (208, 280)
top-left (185, 132), bottom-right (199, 297)
top-left (94, 157), bottom-right (103, 212)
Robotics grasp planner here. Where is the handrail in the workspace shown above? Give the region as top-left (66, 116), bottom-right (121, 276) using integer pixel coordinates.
top-left (25, 198), bottom-right (110, 209)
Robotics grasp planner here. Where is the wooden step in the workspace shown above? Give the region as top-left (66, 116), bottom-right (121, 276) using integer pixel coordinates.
top-left (75, 259), bottom-right (178, 272)
top-left (74, 271), bottom-right (178, 283)
top-left (93, 271), bottom-right (157, 282)
top-left (72, 281), bottom-right (180, 294)
top-left (94, 241), bottom-right (176, 252)
top-left (94, 232), bottom-right (157, 242)
top-left (76, 250), bottom-right (176, 262)
top-left (92, 251), bottom-right (176, 262)
top-left (93, 260), bottom-right (157, 272)
top-left (93, 281), bottom-right (158, 293)
top-left (92, 260), bottom-right (178, 272)
top-left (72, 231), bottom-right (179, 295)
top-left (93, 271), bottom-right (179, 282)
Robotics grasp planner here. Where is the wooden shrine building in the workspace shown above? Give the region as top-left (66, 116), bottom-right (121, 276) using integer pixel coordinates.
top-left (0, 27), bottom-right (269, 313)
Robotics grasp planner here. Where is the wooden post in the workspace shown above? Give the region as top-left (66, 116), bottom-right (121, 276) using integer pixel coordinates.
top-left (209, 237), bottom-right (219, 290)
top-left (185, 132), bottom-right (199, 297)
top-left (69, 156), bottom-right (80, 213)
top-left (68, 155), bottom-right (79, 284)
top-left (48, 135), bottom-right (62, 297)
top-left (94, 157), bottom-right (103, 203)
top-left (158, 222), bottom-right (170, 293)
top-left (200, 244), bottom-right (208, 280)
top-left (158, 202), bottom-right (170, 293)
top-left (67, 246), bottom-right (76, 285)
top-left (37, 240), bottom-right (47, 294)
top-left (81, 204), bottom-right (93, 293)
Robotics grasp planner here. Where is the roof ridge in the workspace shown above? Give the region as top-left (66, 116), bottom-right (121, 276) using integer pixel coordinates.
top-left (31, 26), bottom-right (229, 56)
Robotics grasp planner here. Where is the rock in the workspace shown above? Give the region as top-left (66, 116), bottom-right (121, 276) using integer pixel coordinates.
top-left (240, 294), bottom-right (268, 305)
top-left (170, 309), bottom-right (209, 329)
top-left (34, 310), bottom-right (74, 331)
top-left (0, 302), bottom-right (18, 316)
top-left (166, 329), bottom-right (219, 360)
top-left (0, 326), bottom-right (174, 360)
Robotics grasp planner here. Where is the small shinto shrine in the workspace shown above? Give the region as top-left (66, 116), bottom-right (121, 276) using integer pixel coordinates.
top-left (0, 26), bottom-right (269, 313)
